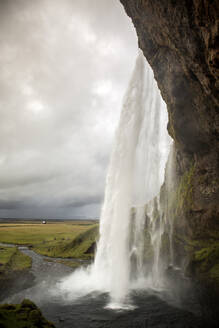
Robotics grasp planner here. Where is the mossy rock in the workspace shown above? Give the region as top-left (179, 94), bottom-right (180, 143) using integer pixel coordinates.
top-left (0, 299), bottom-right (55, 328)
top-left (210, 263), bottom-right (219, 281)
top-left (184, 240), bottom-right (219, 289)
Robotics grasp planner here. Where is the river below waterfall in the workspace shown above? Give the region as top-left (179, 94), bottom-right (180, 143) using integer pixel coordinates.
top-left (0, 245), bottom-right (205, 328)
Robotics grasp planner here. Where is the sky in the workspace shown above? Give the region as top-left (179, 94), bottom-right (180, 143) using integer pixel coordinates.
top-left (0, 0), bottom-right (138, 219)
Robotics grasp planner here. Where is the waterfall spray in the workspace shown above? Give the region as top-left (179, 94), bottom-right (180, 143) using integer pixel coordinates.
top-left (93, 52), bottom-right (146, 305)
top-left (58, 51), bottom-right (172, 307)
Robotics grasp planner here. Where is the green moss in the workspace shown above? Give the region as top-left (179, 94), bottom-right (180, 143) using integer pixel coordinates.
top-left (193, 243), bottom-right (219, 272)
top-left (0, 299), bottom-right (55, 328)
top-left (183, 240), bottom-right (219, 287)
top-left (164, 162), bottom-right (195, 226)
top-left (210, 264), bottom-right (219, 281)
top-left (175, 162), bottom-right (195, 214)
top-left (157, 153), bottom-right (219, 291)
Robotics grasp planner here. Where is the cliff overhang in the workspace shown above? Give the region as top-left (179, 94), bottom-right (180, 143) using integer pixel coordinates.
top-left (120, 0), bottom-right (219, 322)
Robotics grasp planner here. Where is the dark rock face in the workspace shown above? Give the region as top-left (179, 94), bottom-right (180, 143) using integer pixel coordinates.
top-left (120, 0), bottom-right (218, 154)
top-left (120, 0), bottom-right (219, 323)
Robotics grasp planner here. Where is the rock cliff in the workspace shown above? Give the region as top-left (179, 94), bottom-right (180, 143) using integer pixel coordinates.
top-left (120, 0), bottom-right (219, 322)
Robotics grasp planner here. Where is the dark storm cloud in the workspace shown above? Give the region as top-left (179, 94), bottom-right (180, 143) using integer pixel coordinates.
top-left (0, 0), bottom-right (137, 219)
top-left (63, 195), bottom-right (103, 209)
top-left (0, 199), bottom-right (26, 210)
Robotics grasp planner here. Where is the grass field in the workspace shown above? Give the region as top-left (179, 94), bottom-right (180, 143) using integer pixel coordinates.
top-left (0, 220), bottom-right (99, 260)
top-left (0, 246), bottom-right (32, 274)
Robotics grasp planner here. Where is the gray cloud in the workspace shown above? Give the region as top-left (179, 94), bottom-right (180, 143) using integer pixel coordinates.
top-left (0, 0), bottom-right (137, 219)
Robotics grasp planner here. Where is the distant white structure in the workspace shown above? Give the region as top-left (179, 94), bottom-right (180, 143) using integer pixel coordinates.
top-left (42, 220), bottom-right (46, 224)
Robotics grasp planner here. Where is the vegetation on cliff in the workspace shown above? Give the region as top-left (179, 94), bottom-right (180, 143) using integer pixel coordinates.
top-left (0, 299), bottom-right (55, 328)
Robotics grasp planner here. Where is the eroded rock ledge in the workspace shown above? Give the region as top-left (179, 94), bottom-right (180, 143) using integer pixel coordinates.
top-left (120, 0), bottom-right (219, 322)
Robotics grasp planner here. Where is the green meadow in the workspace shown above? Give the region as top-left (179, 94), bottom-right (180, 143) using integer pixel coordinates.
top-left (0, 220), bottom-right (99, 260)
top-left (0, 246), bottom-right (32, 274)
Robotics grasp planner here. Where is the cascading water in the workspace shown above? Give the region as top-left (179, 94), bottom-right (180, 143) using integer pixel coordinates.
top-left (92, 52), bottom-right (147, 306)
top-left (142, 142), bottom-right (176, 289)
top-left (58, 51), bottom-right (172, 307)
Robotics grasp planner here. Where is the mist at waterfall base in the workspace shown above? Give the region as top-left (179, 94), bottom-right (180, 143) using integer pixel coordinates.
top-left (55, 52), bottom-right (172, 309)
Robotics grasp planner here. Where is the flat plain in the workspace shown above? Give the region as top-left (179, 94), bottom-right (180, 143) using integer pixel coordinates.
top-left (0, 220), bottom-right (99, 260)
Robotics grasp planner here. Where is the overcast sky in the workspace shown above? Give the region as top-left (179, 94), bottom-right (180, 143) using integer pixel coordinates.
top-left (0, 0), bottom-right (138, 219)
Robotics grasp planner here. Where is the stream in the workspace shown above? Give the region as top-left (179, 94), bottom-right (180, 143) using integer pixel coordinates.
top-left (0, 244), bottom-right (205, 328)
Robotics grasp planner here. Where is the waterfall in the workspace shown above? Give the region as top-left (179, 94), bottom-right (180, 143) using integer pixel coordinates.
top-left (58, 51), bottom-right (172, 307)
top-left (143, 144), bottom-right (175, 289)
top-left (93, 52), bottom-right (146, 305)
top-left (93, 51), bottom-right (171, 304)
